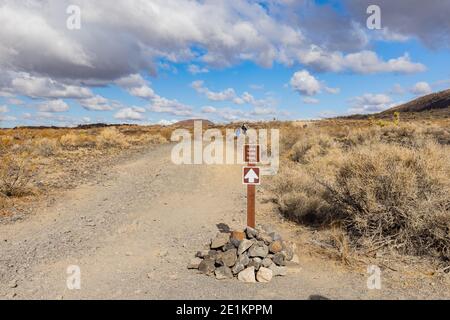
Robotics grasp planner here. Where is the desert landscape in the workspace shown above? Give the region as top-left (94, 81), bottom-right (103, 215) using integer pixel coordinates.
top-left (1, 0), bottom-right (449, 303)
top-left (1, 89), bottom-right (449, 299)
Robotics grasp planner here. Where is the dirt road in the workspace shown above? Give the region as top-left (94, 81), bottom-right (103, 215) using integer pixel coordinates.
top-left (0, 144), bottom-right (447, 299)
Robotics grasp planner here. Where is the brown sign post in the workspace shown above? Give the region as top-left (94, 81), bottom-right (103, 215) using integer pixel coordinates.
top-left (243, 144), bottom-right (261, 228)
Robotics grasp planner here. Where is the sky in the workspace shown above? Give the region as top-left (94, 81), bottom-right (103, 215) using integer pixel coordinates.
top-left (0, 0), bottom-right (449, 127)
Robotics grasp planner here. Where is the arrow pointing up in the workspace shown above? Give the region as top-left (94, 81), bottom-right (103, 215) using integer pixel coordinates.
top-left (244, 168), bottom-right (259, 183)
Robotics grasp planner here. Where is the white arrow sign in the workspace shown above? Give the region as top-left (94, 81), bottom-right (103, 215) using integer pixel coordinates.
top-left (245, 169), bottom-right (258, 183)
top-left (243, 167), bottom-right (260, 185)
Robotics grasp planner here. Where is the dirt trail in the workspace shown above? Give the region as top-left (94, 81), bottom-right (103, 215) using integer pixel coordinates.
top-left (0, 144), bottom-right (446, 299)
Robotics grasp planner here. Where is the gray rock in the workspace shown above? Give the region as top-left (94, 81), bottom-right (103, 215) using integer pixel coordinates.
top-left (256, 267), bottom-right (273, 282)
top-left (230, 238), bottom-right (241, 248)
top-left (248, 257), bottom-right (262, 271)
top-left (269, 240), bottom-right (283, 254)
top-left (245, 227), bottom-right (258, 239)
top-left (282, 242), bottom-right (295, 261)
top-left (211, 232), bottom-right (230, 249)
top-left (215, 266), bottom-right (233, 280)
top-left (218, 249), bottom-right (237, 267)
top-left (269, 264), bottom-right (287, 276)
top-left (238, 239), bottom-right (253, 255)
top-left (248, 243), bottom-right (269, 258)
top-left (198, 258), bottom-right (215, 275)
top-left (256, 232), bottom-right (273, 245)
top-left (237, 253), bottom-right (250, 266)
top-left (195, 250), bottom-right (209, 258)
top-left (262, 258), bottom-right (273, 268)
top-left (222, 242), bottom-right (235, 252)
top-left (272, 252), bottom-right (286, 266)
top-left (207, 250), bottom-right (219, 260)
top-left (232, 263), bottom-right (245, 275)
top-left (238, 266), bottom-right (256, 283)
top-left (187, 257), bottom-right (203, 269)
top-left (269, 232), bottom-right (282, 242)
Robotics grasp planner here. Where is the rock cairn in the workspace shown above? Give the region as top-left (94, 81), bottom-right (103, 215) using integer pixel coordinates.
top-left (188, 227), bottom-right (297, 283)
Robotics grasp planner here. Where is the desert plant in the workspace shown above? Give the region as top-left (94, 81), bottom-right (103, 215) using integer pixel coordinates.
top-left (0, 153), bottom-right (35, 197)
top-left (33, 138), bottom-right (59, 157)
top-left (96, 127), bottom-right (129, 149)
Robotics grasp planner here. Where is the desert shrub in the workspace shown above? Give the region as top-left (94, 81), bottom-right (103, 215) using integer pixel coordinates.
top-left (289, 133), bottom-right (335, 164)
top-left (270, 165), bottom-right (331, 225)
top-left (96, 127), bottom-right (129, 149)
top-left (144, 134), bottom-right (167, 144)
top-left (0, 154), bottom-right (35, 197)
top-left (273, 124), bottom-right (450, 260)
top-left (33, 138), bottom-right (59, 157)
top-left (60, 133), bottom-right (96, 150)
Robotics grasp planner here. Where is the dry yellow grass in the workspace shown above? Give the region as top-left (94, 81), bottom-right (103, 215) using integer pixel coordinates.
top-left (0, 125), bottom-right (169, 215)
top-left (270, 119), bottom-right (450, 260)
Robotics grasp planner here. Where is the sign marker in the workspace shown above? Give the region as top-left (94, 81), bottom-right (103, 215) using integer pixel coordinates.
top-left (243, 144), bottom-right (260, 228)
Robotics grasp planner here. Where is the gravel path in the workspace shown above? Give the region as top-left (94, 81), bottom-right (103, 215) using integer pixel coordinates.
top-left (0, 144), bottom-right (448, 299)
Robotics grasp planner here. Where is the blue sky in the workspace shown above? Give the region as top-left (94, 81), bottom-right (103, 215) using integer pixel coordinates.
top-left (0, 0), bottom-right (449, 127)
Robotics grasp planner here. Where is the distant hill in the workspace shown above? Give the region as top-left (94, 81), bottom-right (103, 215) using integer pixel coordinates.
top-left (173, 119), bottom-right (215, 126)
top-left (381, 89), bottom-right (450, 115)
top-left (346, 89), bottom-right (450, 119)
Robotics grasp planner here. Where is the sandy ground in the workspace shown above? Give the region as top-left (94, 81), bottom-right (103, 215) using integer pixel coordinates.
top-left (0, 143), bottom-right (448, 300)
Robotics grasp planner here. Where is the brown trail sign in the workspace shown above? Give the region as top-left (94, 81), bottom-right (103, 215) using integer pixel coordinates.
top-left (243, 144), bottom-right (260, 228)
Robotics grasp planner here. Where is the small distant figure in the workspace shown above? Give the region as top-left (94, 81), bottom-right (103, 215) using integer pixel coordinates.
top-left (241, 123), bottom-right (248, 135)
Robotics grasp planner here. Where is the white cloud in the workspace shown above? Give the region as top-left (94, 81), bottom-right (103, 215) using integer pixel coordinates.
top-left (0, 115), bottom-right (17, 121)
top-left (149, 96), bottom-right (193, 116)
top-left (7, 98), bottom-right (24, 105)
top-left (187, 64), bottom-right (209, 75)
top-left (290, 70), bottom-right (321, 96)
top-left (79, 95), bottom-right (115, 111)
top-left (348, 93), bottom-right (394, 114)
top-left (38, 100), bottom-right (70, 113)
top-left (324, 87), bottom-right (340, 94)
top-left (192, 80), bottom-right (274, 107)
top-left (0, 105), bottom-right (8, 113)
top-left (299, 47), bottom-right (425, 74)
top-left (410, 82), bottom-right (432, 95)
top-left (201, 106), bottom-right (217, 113)
top-left (303, 97), bottom-right (320, 104)
top-left (114, 107), bottom-right (146, 121)
top-left (157, 119), bottom-right (177, 126)
top-left (8, 73), bottom-right (92, 99)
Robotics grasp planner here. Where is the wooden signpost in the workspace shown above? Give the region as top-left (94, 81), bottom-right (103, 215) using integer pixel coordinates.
top-left (243, 144), bottom-right (260, 228)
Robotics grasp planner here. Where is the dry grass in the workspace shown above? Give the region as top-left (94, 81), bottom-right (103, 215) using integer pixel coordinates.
top-left (270, 119), bottom-right (450, 261)
top-left (0, 125), bottom-right (169, 216)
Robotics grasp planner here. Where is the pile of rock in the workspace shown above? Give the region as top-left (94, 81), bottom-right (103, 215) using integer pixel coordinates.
top-left (188, 227), bottom-right (297, 283)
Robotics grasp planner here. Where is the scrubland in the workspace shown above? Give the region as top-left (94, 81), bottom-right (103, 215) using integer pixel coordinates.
top-left (269, 118), bottom-right (450, 264)
top-left (0, 125), bottom-right (170, 217)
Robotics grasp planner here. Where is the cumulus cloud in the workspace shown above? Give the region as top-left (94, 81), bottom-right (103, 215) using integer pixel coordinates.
top-left (303, 97), bottom-right (320, 104)
top-left (114, 107), bottom-right (146, 121)
top-left (192, 80), bottom-right (274, 108)
top-left (157, 119), bottom-right (178, 126)
top-left (410, 82), bottom-right (432, 95)
top-left (187, 64), bottom-right (209, 75)
top-left (0, 105), bottom-right (9, 113)
top-left (348, 93), bottom-right (394, 114)
top-left (149, 96), bottom-right (193, 116)
top-left (290, 70), bottom-right (321, 96)
top-left (3, 72), bottom-right (93, 99)
top-left (78, 95), bottom-right (116, 111)
top-left (0, 0), bottom-right (427, 87)
top-left (38, 99), bottom-right (70, 113)
top-left (345, 0), bottom-right (450, 49)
